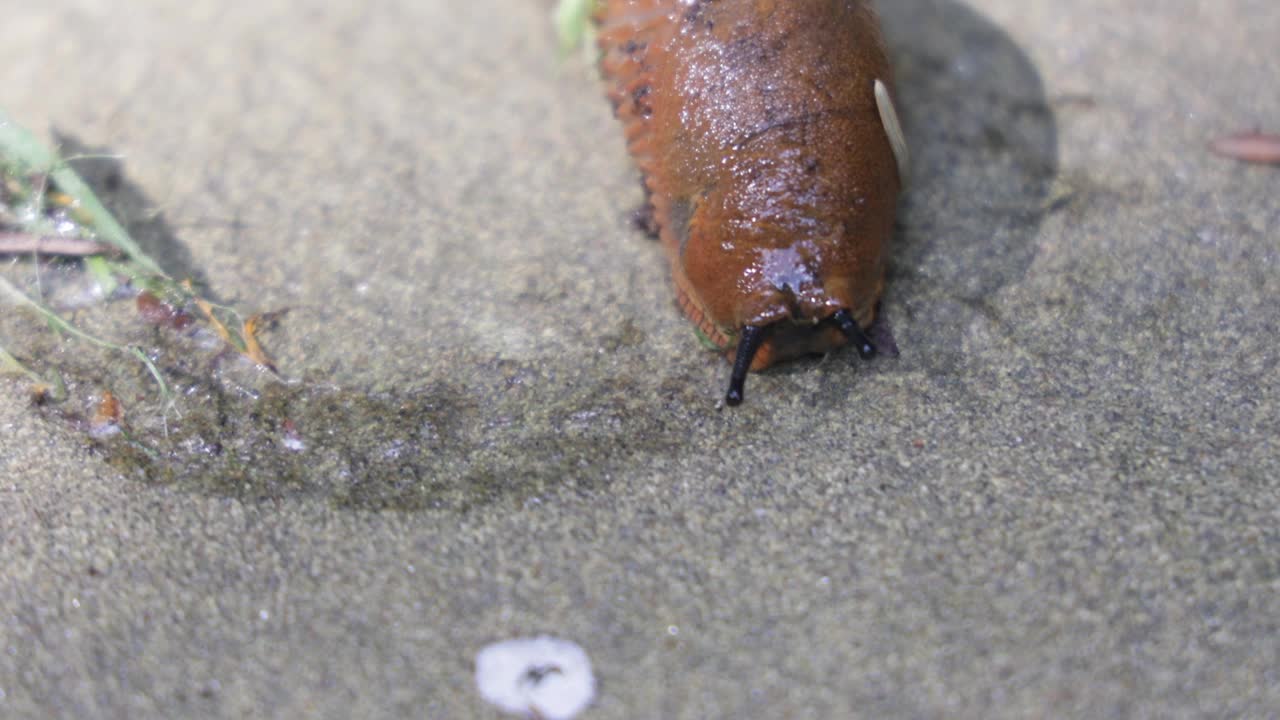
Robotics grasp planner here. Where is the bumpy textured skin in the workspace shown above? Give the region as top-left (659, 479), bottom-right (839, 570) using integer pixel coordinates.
top-left (596, 0), bottom-right (901, 370)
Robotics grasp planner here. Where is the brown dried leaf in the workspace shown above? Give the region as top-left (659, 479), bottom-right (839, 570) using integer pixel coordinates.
top-left (92, 390), bottom-right (124, 428)
top-left (242, 313), bottom-right (277, 372)
top-left (191, 294), bottom-right (237, 346)
top-left (182, 279), bottom-right (281, 372)
top-left (136, 290), bottom-right (194, 330)
top-left (31, 383), bottom-right (53, 405)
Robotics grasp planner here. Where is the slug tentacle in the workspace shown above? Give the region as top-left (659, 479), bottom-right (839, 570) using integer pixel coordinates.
top-left (726, 326), bottom-right (768, 406)
top-left (833, 309), bottom-right (877, 360)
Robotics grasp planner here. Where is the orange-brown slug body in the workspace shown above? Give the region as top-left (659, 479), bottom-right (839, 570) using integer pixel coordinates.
top-left (596, 0), bottom-right (906, 405)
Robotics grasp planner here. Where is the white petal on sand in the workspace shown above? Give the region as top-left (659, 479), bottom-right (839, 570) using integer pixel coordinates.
top-left (475, 636), bottom-right (595, 720)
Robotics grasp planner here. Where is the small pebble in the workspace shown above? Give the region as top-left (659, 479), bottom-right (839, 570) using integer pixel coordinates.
top-left (474, 636), bottom-right (595, 719)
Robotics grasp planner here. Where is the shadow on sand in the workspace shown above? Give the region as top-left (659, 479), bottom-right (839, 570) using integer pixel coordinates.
top-left (880, 0), bottom-right (1058, 374)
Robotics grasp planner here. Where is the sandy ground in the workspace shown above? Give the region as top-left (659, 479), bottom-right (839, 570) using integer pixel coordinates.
top-left (2, 0), bottom-right (1277, 717)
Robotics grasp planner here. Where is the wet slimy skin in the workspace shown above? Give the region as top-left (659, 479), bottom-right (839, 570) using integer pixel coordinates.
top-left (595, 0), bottom-right (906, 404)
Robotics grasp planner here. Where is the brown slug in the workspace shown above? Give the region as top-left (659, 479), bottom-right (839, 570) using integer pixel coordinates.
top-left (595, 0), bottom-right (907, 405)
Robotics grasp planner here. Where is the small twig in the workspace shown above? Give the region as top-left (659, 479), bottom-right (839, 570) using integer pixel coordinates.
top-left (0, 231), bottom-right (119, 257)
top-left (1209, 129), bottom-right (1280, 165)
top-left (1, 108), bottom-right (163, 274)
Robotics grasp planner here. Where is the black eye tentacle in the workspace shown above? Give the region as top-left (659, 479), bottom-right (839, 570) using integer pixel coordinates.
top-left (725, 325), bottom-right (768, 406)
top-left (832, 309), bottom-right (877, 360)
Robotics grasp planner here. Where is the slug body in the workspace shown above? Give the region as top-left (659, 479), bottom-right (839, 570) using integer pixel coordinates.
top-left (596, 0), bottom-right (905, 403)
